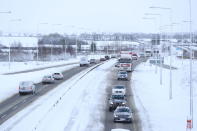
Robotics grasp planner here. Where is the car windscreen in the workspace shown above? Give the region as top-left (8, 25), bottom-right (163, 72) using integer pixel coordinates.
top-left (81, 57), bottom-right (87, 61)
top-left (118, 58), bottom-right (132, 63)
top-left (20, 82), bottom-right (32, 86)
top-left (114, 86), bottom-right (124, 89)
top-left (112, 95), bottom-right (124, 100)
top-left (117, 108), bottom-right (130, 113)
top-left (44, 76), bottom-right (51, 78)
top-left (119, 72), bottom-right (127, 74)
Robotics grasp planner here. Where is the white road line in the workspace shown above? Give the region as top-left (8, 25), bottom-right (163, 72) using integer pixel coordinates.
top-left (12, 106), bottom-right (18, 110)
top-left (1, 114), bottom-right (7, 119)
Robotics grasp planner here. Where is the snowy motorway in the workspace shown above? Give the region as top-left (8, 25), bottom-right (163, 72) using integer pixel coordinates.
top-left (104, 59), bottom-right (143, 131)
top-left (0, 58), bottom-right (144, 131)
top-left (0, 65), bottom-right (91, 125)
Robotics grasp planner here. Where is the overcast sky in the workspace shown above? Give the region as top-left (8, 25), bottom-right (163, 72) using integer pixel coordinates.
top-left (0, 0), bottom-right (196, 34)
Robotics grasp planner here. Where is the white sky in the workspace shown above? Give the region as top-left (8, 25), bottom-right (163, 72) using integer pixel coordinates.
top-left (0, 0), bottom-right (196, 34)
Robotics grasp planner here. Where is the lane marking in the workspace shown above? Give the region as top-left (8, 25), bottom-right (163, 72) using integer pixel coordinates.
top-left (12, 106), bottom-right (18, 110)
top-left (1, 114), bottom-right (7, 119)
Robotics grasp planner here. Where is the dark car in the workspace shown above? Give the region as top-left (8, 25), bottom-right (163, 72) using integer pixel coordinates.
top-left (117, 71), bottom-right (128, 80)
top-left (105, 55), bottom-right (110, 60)
top-left (114, 106), bottom-right (133, 123)
top-left (108, 94), bottom-right (127, 111)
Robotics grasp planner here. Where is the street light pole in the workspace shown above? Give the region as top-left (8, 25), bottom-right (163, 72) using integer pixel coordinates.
top-left (188, 0), bottom-right (193, 128)
top-left (150, 6), bottom-right (173, 99)
top-left (37, 22), bottom-right (48, 62)
top-left (145, 13), bottom-right (163, 83)
top-left (0, 11), bottom-right (12, 70)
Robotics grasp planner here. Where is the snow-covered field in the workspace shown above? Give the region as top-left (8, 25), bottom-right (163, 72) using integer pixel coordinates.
top-left (132, 56), bottom-right (197, 131)
top-left (0, 59), bottom-right (78, 74)
top-left (0, 59), bottom-right (116, 131)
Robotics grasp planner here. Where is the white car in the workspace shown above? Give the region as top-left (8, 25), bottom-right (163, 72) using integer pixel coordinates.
top-left (42, 75), bottom-right (55, 84)
top-left (80, 57), bottom-right (90, 67)
top-left (112, 85), bottom-right (126, 96)
top-left (52, 72), bottom-right (64, 80)
top-left (132, 54), bottom-right (138, 60)
top-left (117, 71), bottom-right (128, 80)
top-left (19, 81), bottom-right (36, 95)
top-left (114, 106), bottom-right (133, 123)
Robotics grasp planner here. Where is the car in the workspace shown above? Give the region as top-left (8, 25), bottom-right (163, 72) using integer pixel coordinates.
top-left (80, 57), bottom-right (90, 67)
top-left (111, 55), bottom-right (116, 58)
top-left (114, 106), bottom-right (133, 123)
top-left (42, 75), bottom-right (55, 84)
top-left (19, 81), bottom-right (36, 95)
top-left (105, 55), bottom-right (110, 60)
top-left (52, 72), bottom-right (64, 80)
top-left (100, 57), bottom-right (106, 61)
top-left (112, 85), bottom-right (126, 96)
top-left (89, 58), bottom-right (96, 64)
top-left (139, 53), bottom-right (145, 58)
top-left (117, 71), bottom-right (128, 80)
top-left (108, 94), bottom-right (127, 111)
top-left (115, 62), bottom-right (120, 67)
top-left (132, 54), bottom-right (138, 60)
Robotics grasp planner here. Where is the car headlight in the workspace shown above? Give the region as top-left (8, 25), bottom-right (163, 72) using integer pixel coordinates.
top-left (110, 101), bottom-right (114, 105)
top-left (127, 115), bottom-right (132, 118)
top-left (114, 114), bottom-right (118, 117)
top-left (122, 102), bottom-right (126, 105)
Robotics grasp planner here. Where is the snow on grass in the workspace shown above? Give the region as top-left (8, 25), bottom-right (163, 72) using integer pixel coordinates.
top-left (0, 60), bottom-right (116, 131)
top-left (132, 56), bottom-right (197, 131)
top-left (0, 54), bottom-right (107, 103)
top-left (0, 64), bottom-right (78, 103)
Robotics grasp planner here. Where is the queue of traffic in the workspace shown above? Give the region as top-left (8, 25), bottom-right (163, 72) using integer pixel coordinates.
top-left (109, 52), bottom-right (140, 131)
top-left (18, 55), bottom-right (112, 95)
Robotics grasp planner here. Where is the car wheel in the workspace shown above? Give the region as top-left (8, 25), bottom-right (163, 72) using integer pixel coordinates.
top-left (113, 119), bottom-right (117, 122)
top-left (109, 107), bottom-right (112, 112)
top-left (19, 92), bottom-right (23, 96)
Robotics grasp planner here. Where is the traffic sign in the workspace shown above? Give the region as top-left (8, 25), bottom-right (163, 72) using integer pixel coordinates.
top-left (186, 119), bottom-right (192, 129)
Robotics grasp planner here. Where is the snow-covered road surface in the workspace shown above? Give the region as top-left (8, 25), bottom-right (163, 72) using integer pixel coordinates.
top-left (0, 59), bottom-right (116, 131)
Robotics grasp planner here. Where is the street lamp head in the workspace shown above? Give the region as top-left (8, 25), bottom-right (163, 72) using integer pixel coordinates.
top-left (142, 17), bottom-right (155, 20)
top-left (10, 19), bottom-right (22, 22)
top-left (0, 11), bottom-right (12, 14)
top-left (40, 22), bottom-right (48, 25)
top-left (183, 20), bottom-right (191, 23)
top-left (149, 6), bottom-right (171, 10)
top-left (145, 13), bottom-right (160, 16)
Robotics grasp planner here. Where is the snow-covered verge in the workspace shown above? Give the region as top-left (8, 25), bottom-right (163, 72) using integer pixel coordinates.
top-left (132, 56), bottom-right (197, 131)
top-left (0, 64), bottom-right (78, 103)
top-left (0, 54), bottom-right (106, 103)
top-left (0, 54), bottom-right (105, 75)
top-left (0, 60), bottom-right (116, 131)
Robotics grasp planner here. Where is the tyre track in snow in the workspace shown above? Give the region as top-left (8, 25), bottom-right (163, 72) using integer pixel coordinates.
top-left (104, 58), bottom-right (145, 131)
top-left (0, 62), bottom-right (103, 125)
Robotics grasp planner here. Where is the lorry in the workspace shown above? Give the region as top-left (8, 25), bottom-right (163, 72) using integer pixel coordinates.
top-left (118, 51), bottom-right (133, 72)
top-left (145, 49), bottom-right (152, 57)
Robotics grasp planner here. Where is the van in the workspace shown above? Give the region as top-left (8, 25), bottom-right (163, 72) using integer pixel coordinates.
top-left (80, 57), bottom-right (90, 67)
